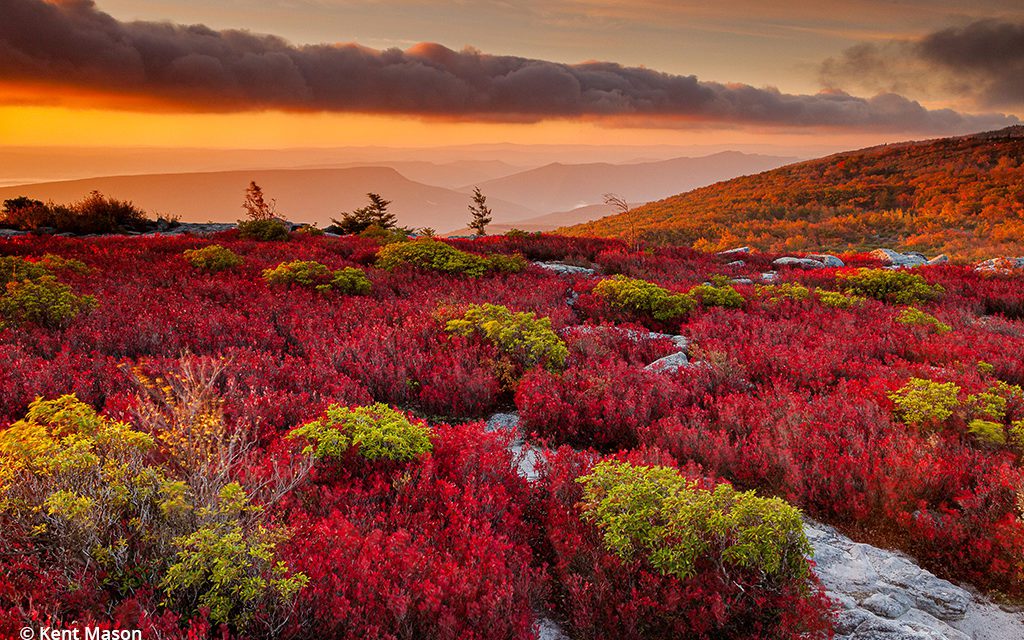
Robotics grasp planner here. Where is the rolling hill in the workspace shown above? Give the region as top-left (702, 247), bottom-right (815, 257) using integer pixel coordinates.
top-left (444, 203), bottom-right (626, 236)
top-left (467, 151), bottom-right (796, 213)
top-left (562, 126), bottom-right (1024, 259)
top-left (0, 167), bottom-right (539, 231)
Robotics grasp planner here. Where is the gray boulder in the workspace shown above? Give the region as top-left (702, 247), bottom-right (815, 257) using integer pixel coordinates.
top-left (871, 248), bottom-right (928, 267)
top-left (807, 253), bottom-right (846, 267)
top-left (644, 351), bottom-right (690, 374)
top-left (926, 255), bottom-right (949, 266)
top-left (725, 260), bottom-right (745, 268)
top-left (0, 228), bottom-right (27, 238)
top-left (773, 256), bottom-right (826, 269)
top-left (760, 271), bottom-right (779, 282)
top-left (532, 261), bottom-right (597, 276)
top-left (717, 246), bottom-right (751, 256)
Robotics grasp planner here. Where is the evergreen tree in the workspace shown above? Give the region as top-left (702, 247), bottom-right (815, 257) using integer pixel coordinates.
top-left (331, 193), bottom-right (397, 235)
top-left (467, 187), bottom-right (492, 237)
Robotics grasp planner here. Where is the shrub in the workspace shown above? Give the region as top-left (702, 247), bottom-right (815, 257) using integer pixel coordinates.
top-left (593, 275), bottom-right (696, 322)
top-left (888, 378), bottom-right (961, 431)
top-left (578, 460), bottom-right (811, 582)
top-left (182, 244), bottom-right (243, 272)
top-left (537, 450), bottom-right (832, 640)
top-left (690, 278), bottom-right (746, 309)
top-left (967, 419), bottom-right (1007, 447)
top-left (238, 218), bottom-right (290, 241)
top-left (0, 254), bottom-right (89, 285)
top-left (815, 288), bottom-right (864, 308)
top-left (289, 403), bottom-right (432, 462)
top-left (755, 282), bottom-right (810, 304)
top-left (376, 239), bottom-right (526, 276)
top-left (839, 268), bottom-right (944, 304)
top-left (0, 396), bottom-right (162, 578)
top-left (329, 267), bottom-right (372, 295)
top-left (445, 303), bottom-right (568, 373)
top-left (359, 223), bottom-right (408, 245)
top-left (161, 483), bottom-right (309, 627)
top-left (896, 307), bottom-right (952, 333)
top-left (263, 261), bottom-right (371, 295)
top-left (1, 275), bottom-right (97, 329)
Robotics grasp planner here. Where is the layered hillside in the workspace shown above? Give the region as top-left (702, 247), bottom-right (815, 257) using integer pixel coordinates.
top-left (562, 127), bottom-right (1024, 259)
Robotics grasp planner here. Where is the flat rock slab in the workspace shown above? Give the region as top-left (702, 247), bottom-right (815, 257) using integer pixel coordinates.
top-left (807, 520), bottom-right (1024, 640)
top-left (532, 262), bottom-right (597, 276)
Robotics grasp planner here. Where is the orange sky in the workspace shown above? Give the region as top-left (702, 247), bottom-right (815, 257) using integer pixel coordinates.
top-left (1, 0), bottom-right (1022, 152)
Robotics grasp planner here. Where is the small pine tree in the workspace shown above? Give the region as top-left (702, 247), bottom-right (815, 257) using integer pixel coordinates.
top-left (242, 181), bottom-right (276, 221)
top-left (331, 193), bottom-right (397, 235)
top-left (467, 187), bottom-right (492, 237)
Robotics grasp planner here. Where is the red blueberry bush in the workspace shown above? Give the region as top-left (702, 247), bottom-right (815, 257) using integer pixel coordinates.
top-left (3, 231), bottom-right (1024, 637)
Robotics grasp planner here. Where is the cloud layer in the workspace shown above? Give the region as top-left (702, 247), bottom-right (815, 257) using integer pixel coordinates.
top-left (0, 0), bottom-right (1017, 133)
top-left (821, 19), bottom-right (1024, 110)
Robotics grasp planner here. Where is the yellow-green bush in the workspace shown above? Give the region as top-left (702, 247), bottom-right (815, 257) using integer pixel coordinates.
top-left (967, 419), bottom-right (1007, 447)
top-left (161, 483), bottom-right (308, 626)
top-left (577, 460), bottom-right (810, 582)
top-left (1, 253), bottom-right (89, 285)
top-left (289, 402), bottom-right (432, 462)
top-left (445, 303), bottom-right (568, 372)
top-left (838, 268), bottom-right (944, 305)
top-left (888, 378), bottom-right (961, 430)
top-left (689, 276), bottom-right (746, 309)
top-left (262, 260), bottom-right (371, 294)
top-left (237, 218), bottom-right (290, 241)
top-left (376, 239), bottom-right (526, 277)
top-left (815, 288), bottom-right (865, 308)
top-left (755, 282), bottom-right (810, 304)
top-left (593, 275), bottom-right (696, 322)
top-left (896, 307), bottom-right (952, 334)
top-left (1, 275), bottom-right (97, 329)
top-left (0, 395), bottom-right (162, 575)
top-left (183, 244), bottom-right (243, 272)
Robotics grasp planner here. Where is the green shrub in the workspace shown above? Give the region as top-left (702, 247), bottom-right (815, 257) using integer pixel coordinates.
top-left (1, 275), bottom-right (97, 329)
top-left (896, 307), bottom-right (952, 334)
top-left (182, 244), bottom-right (243, 272)
top-left (0, 395), bottom-right (162, 574)
top-left (888, 378), bottom-right (961, 431)
top-left (445, 303), bottom-right (568, 372)
top-left (838, 268), bottom-right (944, 304)
top-left (755, 282), bottom-right (810, 304)
top-left (577, 460), bottom-right (810, 582)
top-left (262, 260), bottom-right (371, 294)
top-left (689, 278), bottom-right (746, 309)
top-left (289, 403), bottom-right (432, 462)
top-left (376, 239), bottom-right (526, 277)
top-left (162, 483), bottom-right (308, 626)
top-left (966, 381), bottom-right (1023, 422)
top-left (360, 223), bottom-right (409, 245)
top-left (967, 419), bottom-right (1007, 447)
top-left (815, 288), bottom-right (865, 308)
top-left (237, 218), bottom-right (290, 241)
top-left (0, 255), bottom-right (50, 284)
top-left (294, 224), bottom-right (324, 236)
top-left (329, 267), bottom-right (372, 295)
top-left (593, 275), bottom-right (696, 322)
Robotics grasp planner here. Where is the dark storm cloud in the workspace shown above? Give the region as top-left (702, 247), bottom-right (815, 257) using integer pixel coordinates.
top-left (821, 19), bottom-right (1024, 109)
top-left (0, 0), bottom-right (1017, 132)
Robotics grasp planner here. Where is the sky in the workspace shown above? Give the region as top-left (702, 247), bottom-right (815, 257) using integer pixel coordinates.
top-left (1, 0), bottom-right (1023, 152)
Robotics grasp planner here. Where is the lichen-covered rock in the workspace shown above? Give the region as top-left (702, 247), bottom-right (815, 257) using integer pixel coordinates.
top-left (773, 256), bottom-right (826, 269)
top-left (807, 253), bottom-right (846, 267)
top-left (532, 261), bottom-right (597, 276)
top-left (870, 248), bottom-right (929, 267)
top-left (717, 246), bottom-right (751, 256)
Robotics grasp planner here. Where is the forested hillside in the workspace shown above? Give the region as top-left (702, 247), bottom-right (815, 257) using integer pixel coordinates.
top-left (563, 127), bottom-right (1024, 259)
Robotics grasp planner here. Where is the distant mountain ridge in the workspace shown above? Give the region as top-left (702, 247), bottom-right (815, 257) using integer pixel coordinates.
top-left (465, 151), bottom-right (796, 213)
top-left (561, 127), bottom-right (1024, 259)
top-left (0, 167), bottom-right (538, 231)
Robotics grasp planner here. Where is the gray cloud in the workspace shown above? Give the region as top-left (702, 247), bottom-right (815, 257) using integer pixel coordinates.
top-left (821, 19), bottom-right (1024, 110)
top-left (0, 0), bottom-right (1017, 133)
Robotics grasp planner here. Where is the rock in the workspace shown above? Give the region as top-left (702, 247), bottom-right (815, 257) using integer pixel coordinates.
top-left (725, 260), bottom-right (745, 268)
top-left (926, 255), bottom-right (949, 266)
top-left (773, 256), bottom-right (826, 269)
top-left (717, 246), bottom-right (751, 256)
top-left (535, 615), bottom-right (570, 640)
top-left (871, 248), bottom-right (928, 267)
top-left (730, 277), bottom-right (754, 285)
top-left (485, 412), bottom-right (544, 481)
top-left (0, 228), bottom-right (27, 238)
top-left (975, 257), bottom-right (1024, 273)
top-left (644, 351), bottom-right (690, 373)
top-left (807, 253), bottom-right (846, 267)
top-left (760, 271), bottom-right (779, 282)
top-left (863, 593), bottom-right (912, 619)
top-left (532, 261), bottom-right (596, 276)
